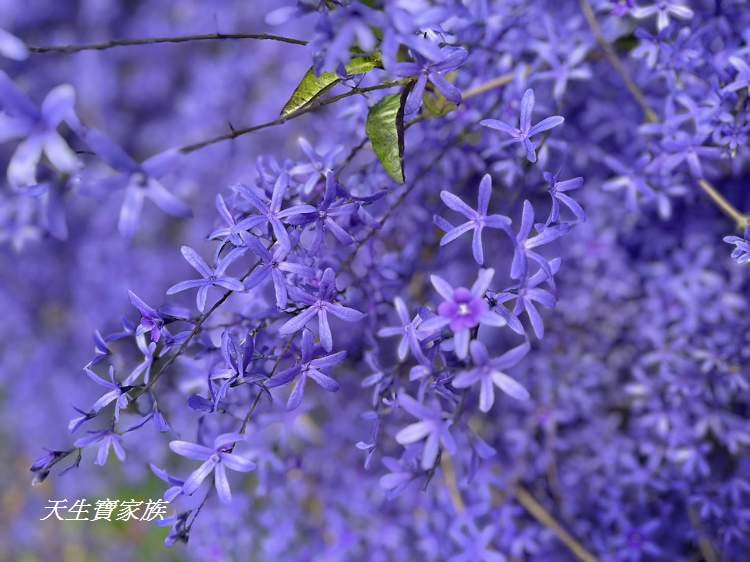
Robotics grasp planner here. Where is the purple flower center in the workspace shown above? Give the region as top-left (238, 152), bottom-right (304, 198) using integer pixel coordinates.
top-left (437, 287), bottom-right (488, 332)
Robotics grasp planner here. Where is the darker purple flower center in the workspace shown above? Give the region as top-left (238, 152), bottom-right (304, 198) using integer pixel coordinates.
top-left (437, 287), bottom-right (488, 331)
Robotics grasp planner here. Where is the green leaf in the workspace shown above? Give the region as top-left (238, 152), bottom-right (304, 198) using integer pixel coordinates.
top-left (281, 56), bottom-right (382, 117)
top-left (366, 90), bottom-right (408, 184)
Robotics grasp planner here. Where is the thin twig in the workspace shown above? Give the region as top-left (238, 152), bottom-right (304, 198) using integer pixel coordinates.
top-left (688, 505), bottom-right (721, 562)
top-left (238, 338), bottom-right (294, 436)
top-left (698, 179), bottom-right (749, 230)
top-left (578, 0), bottom-right (658, 123)
top-left (515, 485), bottom-right (599, 562)
top-left (129, 259), bottom-right (264, 401)
top-left (28, 32), bottom-right (307, 54)
top-left (440, 453), bottom-right (466, 514)
top-left (462, 71), bottom-right (516, 100)
top-left (578, 0), bottom-right (749, 228)
top-left (179, 80), bottom-right (409, 154)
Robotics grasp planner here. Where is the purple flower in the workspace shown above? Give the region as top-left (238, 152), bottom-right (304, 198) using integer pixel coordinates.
top-left (125, 334), bottom-right (157, 385)
top-left (633, 1), bottom-right (694, 31)
top-left (419, 268), bottom-right (507, 359)
top-left (74, 430), bottom-right (126, 466)
top-left (544, 170), bottom-right (585, 224)
top-left (81, 128), bottom-right (192, 237)
top-left (393, 48), bottom-right (469, 115)
top-left (654, 132), bottom-right (724, 178)
top-left (496, 258), bottom-right (561, 339)
top-left (724, 231), bottom-right (750, 265)
top-left (208, 194), bottom-right (261, 247)
top-left (232, 173), bottom-right (315, 252)
top-left (437, 173), bottom-right (511, 265)
top-left (535, 44), bottom-right (592, 101)
top-left (377, 297), bottom-right (428, 364)
top-left (245, 238), bottom-right (315, 309)
top-left (452, 341), bottom-right (530, 412)
top-left (289, 138), bottom-right (342, 195)
top-left (724, 56), bottom-right (750, 94)
top-left (167, 246), bottom-right (246, 312)
top-left (602, 154), bottom-right (657, 210)
top-left (395, 392), bottom-right (456, 470)
top-left (511, 200), bottom-right (570, 280)
top-left (267, 330), bottom-right (345, 410)
top-left (287, 172), bottom-right (357, 251)
top-left (278, 267), bottom-right (365, 352)
top-left (310, 2), bottom-right (386, 74)
top-left (128, 290), bottom-right (166, 342)
top-left (480, 89), bottom-right (564, 163)
top-left (83, 366), bottom-right (132, 421)
top-left (0, 28), bottom-right (28, 60)
top-left (150, 463), bottom-right (185, 503)
top-left (0, 72), bottom-right (80, 186)
top-left (169, 433), bottom-right (256, 503)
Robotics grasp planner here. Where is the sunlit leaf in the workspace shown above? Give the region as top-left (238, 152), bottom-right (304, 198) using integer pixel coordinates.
top-left (281, 56), bottom-right (382, 117)
top-left (366, 89), bottom-right (408, 184)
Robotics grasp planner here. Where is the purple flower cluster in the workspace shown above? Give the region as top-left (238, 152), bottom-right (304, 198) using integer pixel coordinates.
top-left (1, 1), bottom-right (750, 561)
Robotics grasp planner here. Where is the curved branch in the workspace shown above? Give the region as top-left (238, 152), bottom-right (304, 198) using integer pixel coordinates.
top-left (179, 80), bottom-right (409, 154)
top-left (28, 32), bottom-right (307, 54)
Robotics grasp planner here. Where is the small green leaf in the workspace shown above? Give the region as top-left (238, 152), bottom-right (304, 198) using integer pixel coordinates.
top-left (366, 90), bottom-right (408, 184)
top-left (281, 56), bottom-right (382, 117)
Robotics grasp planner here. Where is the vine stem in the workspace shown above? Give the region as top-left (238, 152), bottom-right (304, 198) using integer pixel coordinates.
top-left (179, 79), bottom-right (409, 154)
top-left (578, 0), bottom-right (658, 123)
top-left (440, 453), bottom-right (466, 514)
top-left (514, 485), bottom-right (599, 562)
top-left (129, 257), bottom-right (265, 401)
top-left (462, 71), bottom-right (516, 100)
top-left (578, 0), bottom-right (749, 230)
top-left (698, 179), bottom-right (750, 230)
top-left (28, 32), bottom-right (307, 54)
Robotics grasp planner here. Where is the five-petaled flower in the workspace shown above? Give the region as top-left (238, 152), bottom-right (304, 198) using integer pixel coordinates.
top-left (82, 128), bottom-right (192, 238)
top-left (232, 172), bottom-right (315, 252)
top-left (452, 340), bottom-right (530, 412)
top-left (209, 194), bottom-right (261, 247)
top-left (245, 238), bottom-right (315, 309)
top-left (511, 200), bottom-right (570, 280)
top-left (278, 267), bottom-right (365, 351)
top-left (419, 268), bottom-right (507, 359)
top-left (74, 430), bottom-right (126, 466)
top-left (393, 48), bottom-right (469, 115)
top-left (167, 246), bottom-right (246, 312)
top-left (480, 88), bottom-right (564, 163)
top-left (436, 173), bottom-right (511, 265)
top-left (544, 170), bottom-right (585, 224)
top-left (169, 433), bottom-right (256, 504)
top-left (377, 297), bottom-right (429, 364)
top-left (633, 0), bottom-right (694, 31)
top-left (395, 392), bottom-right (456, 470)
top-left (724, 56), bottom-right (750, 94)
top-left (0, 71), bottom-right (80, 187)
top-left (82, 365), bottom-right (132, 421)
top-left (289, 137), bottom-right (342, 195)
top-left (267, 330), bottom-right (345, 410)
top-left (724, 230), bottom-right (750, 265)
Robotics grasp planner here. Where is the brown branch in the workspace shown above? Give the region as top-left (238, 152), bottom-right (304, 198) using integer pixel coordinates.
top-left (28, 32), bottom-right (307, 54)
top-left (698, 179), bottom-right (750, 231)
top-left (179, 80), bottom-right (409, 154)
top-left (440, 453), bottom-right (466, 514)
top-left (578, 0), bottom-right (658, 123)
top-left (515, 485), bottom-right (599, 562)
